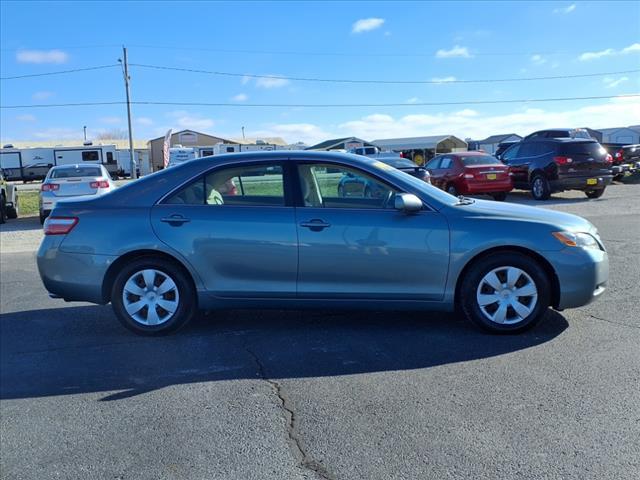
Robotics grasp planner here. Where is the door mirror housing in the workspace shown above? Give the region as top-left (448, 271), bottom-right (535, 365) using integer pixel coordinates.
top-left (394, 193), bottom-right (422, 213)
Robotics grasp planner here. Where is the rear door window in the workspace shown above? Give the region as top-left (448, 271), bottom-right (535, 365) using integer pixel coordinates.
top-left (559, 142), bottom-right (607, 158)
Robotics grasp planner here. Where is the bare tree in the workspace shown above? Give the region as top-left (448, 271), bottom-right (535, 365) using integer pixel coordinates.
top-left (95, 129), bottom-right (128, 140)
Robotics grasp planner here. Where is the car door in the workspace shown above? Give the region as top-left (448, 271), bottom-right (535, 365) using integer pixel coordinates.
top-left (438, 156), bottom-right (456, 188)
top-left (425, 156), bottom-right (443, 187)
top-left (151, 161), bottom-right (298, 298)
top-left (501, 143), bottom-right (527, 186)
top-left (294, 161), bottom-right (450, 300)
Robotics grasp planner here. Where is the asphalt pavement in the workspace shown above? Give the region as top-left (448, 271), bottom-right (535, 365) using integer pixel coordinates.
top-left (1, 185), bottom-right (639, 480)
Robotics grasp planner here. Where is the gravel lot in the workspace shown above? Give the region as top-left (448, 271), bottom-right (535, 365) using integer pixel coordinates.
top-left (1, 184), bottom-right (639, 480)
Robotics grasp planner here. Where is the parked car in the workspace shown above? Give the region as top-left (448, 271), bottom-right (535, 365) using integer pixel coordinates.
top-left (425, 152), bottom-right (512, 201)
top-left (39, 164), bottom-right (116, 224)
top-left (38, 151), bottom-right (608, 336)
top-left (347, 146), bottom-right (401, 161)
top-left (0, 168), bottom-right (19, 223)
top-left (606, 144), bottom-right (640, 178)
top-left (338, 157), bottom-right (430, 197)
top-left (500, 137), bottom-right (613, 200)
top-left (495, 141), bottom-right (520, 161)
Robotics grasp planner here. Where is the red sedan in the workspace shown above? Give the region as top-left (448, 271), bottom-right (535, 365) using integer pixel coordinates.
top-left (425, 151), bottom-right (513, 201)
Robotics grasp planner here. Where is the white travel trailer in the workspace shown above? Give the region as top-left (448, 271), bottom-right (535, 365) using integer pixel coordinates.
top-left (0, 144), bottom-right (119, 181)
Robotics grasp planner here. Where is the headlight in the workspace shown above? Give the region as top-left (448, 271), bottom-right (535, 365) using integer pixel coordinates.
top-left (552, 231), bottom-right (600, 250)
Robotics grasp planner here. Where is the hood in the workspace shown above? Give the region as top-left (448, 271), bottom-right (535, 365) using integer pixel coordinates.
top-left (451, 198), bottom-right (596, 233)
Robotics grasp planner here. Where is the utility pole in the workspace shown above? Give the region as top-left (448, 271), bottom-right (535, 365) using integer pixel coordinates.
top-left (242, 126), bottom-right (245, 141)
top-left (120, 46), bottom-right (137, 179)
top-left (83, 126), bottom-right (87, 142)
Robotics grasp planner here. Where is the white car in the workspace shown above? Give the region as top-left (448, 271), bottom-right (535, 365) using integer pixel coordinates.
top-left (39, 164), bottom-right (116, 224)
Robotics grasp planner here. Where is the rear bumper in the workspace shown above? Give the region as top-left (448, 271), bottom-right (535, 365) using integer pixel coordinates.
top-left (551, 174), bottom-right (613, 192)
top-left (545, 247), bottom-right (609, 310)
top-left (37, 237), bottom-right (116, 304)
top-left (460, 180), bottom-right (513, 194)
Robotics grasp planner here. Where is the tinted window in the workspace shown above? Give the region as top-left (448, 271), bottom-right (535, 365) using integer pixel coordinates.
top-left (459, 155), bottom-right (502, 166)
top-left (81, 150), bottom-right (100, 161)
top-left (51, 167), bottom-right (101, 178)
top-left (364, 147), bottom-right (376, 155)
top-left (559, 142), bottom-right (607, 158)
top-left (106, 152), bottom-right (114, 163)
top-left (166, 164), bottom-right (285, 206)
top-left (299, 163), bottom-right (397, 209)
top-left (501, 144), bottom-right (520, 162)
top-left (518, 143), bottom-right (541, 157)
top-left (425, 157), bottom-right (441, 169)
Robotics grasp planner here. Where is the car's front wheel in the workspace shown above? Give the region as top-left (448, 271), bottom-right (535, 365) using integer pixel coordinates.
top-left (460, 252), bottom-right (550, 333)
top-left (585, 188), bottom-right (605, 199)
top-left (111, 257), bottom-right (196, 335)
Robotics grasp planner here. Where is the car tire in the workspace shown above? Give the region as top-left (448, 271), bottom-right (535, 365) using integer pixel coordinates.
top-left (585, 188), bottom-right (605, 199)
top-left (39, 211), bottom-right (47, 225)
top-left (531, 174), bottom-right (551, 201)
top-left (111, 257), bottom-right (196, 336)
top-left (491, 192), bottom-right (507, 201)
top-left (459, 251), bottom-right (550, 334)
top-left (7, 196), bottom-right (18, 219)
top-left (446, 184), bottom-right (459, 196)
top-left (0, 195), bottom-right (6, 224)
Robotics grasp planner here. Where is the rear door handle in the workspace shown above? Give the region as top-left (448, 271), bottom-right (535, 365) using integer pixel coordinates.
top-left (161, 215), bottom-right (190, 226)
top-left (300, 219), bottom-right (331, 231)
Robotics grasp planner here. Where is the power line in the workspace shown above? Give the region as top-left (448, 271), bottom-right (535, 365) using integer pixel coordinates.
top-left (2, 94), bottom-right (638, 109)
top-left (0, 64), bottom-right (120, 80)
top-left (130, 63), bottom-right (640, 85)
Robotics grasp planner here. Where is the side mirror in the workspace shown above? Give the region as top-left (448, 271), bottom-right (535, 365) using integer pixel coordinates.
top-left (394, 193), bottom-right (422, 213)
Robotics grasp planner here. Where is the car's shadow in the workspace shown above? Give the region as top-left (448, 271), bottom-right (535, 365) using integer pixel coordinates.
top-left (0, 216), bottom-right (41, 232)
top-left (0, 305), bottom-right (568, 401)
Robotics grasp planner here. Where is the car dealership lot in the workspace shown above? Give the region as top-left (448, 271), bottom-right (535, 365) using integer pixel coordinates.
top-left (1, 185), bottom-right (639, 479)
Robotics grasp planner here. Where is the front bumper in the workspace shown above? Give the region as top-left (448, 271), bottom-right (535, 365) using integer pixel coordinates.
top-left (545, 247), bottom-right (609, 310)
top-left (37, 237), bottom-right (116, 304)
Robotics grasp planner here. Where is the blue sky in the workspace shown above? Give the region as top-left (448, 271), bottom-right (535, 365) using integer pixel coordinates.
top-left (1, 0), bottom-right (639, 145)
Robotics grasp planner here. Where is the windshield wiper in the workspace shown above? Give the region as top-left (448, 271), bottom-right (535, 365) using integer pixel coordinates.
top-left (454, 195), bottom-right (475, 205)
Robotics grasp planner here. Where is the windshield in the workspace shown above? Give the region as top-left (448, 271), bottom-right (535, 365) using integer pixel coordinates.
top-left (459, 155), bottom-right (503, 166)
top-left (50, 167), bottom-right (102, 178)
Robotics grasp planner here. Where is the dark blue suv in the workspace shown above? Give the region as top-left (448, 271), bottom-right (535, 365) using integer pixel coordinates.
top-left (500, 137), bottom-right (613, 200)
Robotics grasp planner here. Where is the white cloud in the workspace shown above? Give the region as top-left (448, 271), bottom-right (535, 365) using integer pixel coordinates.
top-left (32, 128), bottom-right (81, 140)
top-left (231, 93), bottom-right (248, 101)
top-left (579, 42), bottom-right (640, 61)
top-left (16, 114), bottom-right (36, 122)
top-left (32, 91), bottom-right (54, 101)
top-left (249, 123), bottom-right (334, 145)
top-left (241, 75), bottom-right (251, 85)
top-left (99, 116), bottom-right (122, 125)
top-left (16, 49), bottom-right (69, 64)
top-left (335, 96), bottom-right (640, 141)
top-left (603, 76), bottom-right (629, 88)
top-left (406, 97), bottom-right (420, 104)
top-left (435, 45), bottom-right (472, 58)
top-left (255, 75), bottom-right (290, 89)
top-left (531, 54), bottom-right (546, 65)
top-left (136, 117), bottom-right (154, 126)
top-left (553, 4), bottom-right (576, 14)
top-left (352, 18), bottom-right (385, 34)
top-left (431, 76), bottom-right (457, 84)
top-left (167, 111), bottom-right (215, 130)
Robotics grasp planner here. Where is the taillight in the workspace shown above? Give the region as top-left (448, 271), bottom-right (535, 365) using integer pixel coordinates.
top-left (554, 156), bottom-right (573, 165)
top-left (605, 154), bottom-right (613, 164)
top-left (90, 179), bottom-right (110, 188)
top-left (41, 183), bottom-right (60, 191)
top-left (43, 216), bottom-right (79, 235)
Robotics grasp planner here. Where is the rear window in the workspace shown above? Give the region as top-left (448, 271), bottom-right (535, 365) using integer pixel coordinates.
top-left (559, 142), bottom-right (607, 157)
top-left (459, 155), bottom-right (502, 166)
top-left (50, 167), bottom-right (102, 178)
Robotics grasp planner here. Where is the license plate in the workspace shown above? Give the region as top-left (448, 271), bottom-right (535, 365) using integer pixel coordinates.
top-left (486, 173), bottom-right (497, 180)
top-left (587, 178), bottom-right (597, 185)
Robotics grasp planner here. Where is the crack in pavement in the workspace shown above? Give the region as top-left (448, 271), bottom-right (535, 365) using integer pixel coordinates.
top-left (243, 345), bottom-right (335, 480)
top-left (588, 314), bottom-right (640, 330)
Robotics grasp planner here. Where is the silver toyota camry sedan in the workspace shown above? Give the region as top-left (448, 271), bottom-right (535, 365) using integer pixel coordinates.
top-left (37, 151), bottom-right (608, 335)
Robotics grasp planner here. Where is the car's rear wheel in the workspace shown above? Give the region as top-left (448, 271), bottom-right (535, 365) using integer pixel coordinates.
top-left (491, 192), bottom-right (507, 201)
top-left (0, 195), bottom-right (6, 224)
top-left (7, 195), bottom-right (18, 219)
top-left (585, 188), bottom-right (605, 199)
top-left (460, 252), bottom-right (550, 333)
top-left (531, 174), bottom-right (551, 200)
top-left (111, 257), bottom-right (196, 335)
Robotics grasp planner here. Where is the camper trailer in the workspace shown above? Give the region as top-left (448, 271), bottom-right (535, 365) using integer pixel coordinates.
top-left (0, 144), bottom-right (119, 181)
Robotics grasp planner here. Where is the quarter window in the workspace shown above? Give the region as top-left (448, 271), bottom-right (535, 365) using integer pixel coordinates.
top-left (299, 163), bottom-right (398, 209)
top-left (166, 163), bottom-right (285, 206)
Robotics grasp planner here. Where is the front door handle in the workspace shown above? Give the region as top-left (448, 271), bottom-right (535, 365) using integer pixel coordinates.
top-left (160, 215), bottom-right (191, 226)
top-left (300, 219), bottom-right (331, 231)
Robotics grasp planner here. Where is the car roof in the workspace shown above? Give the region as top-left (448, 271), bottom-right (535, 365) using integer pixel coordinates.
top-left (51, 164), bottom-right (104, 169)
top-left (450, 151), bottom-right (493, 156)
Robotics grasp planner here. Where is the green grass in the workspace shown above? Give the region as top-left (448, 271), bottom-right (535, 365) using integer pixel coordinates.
top-left (17, 190), bottom-right (39, 216)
